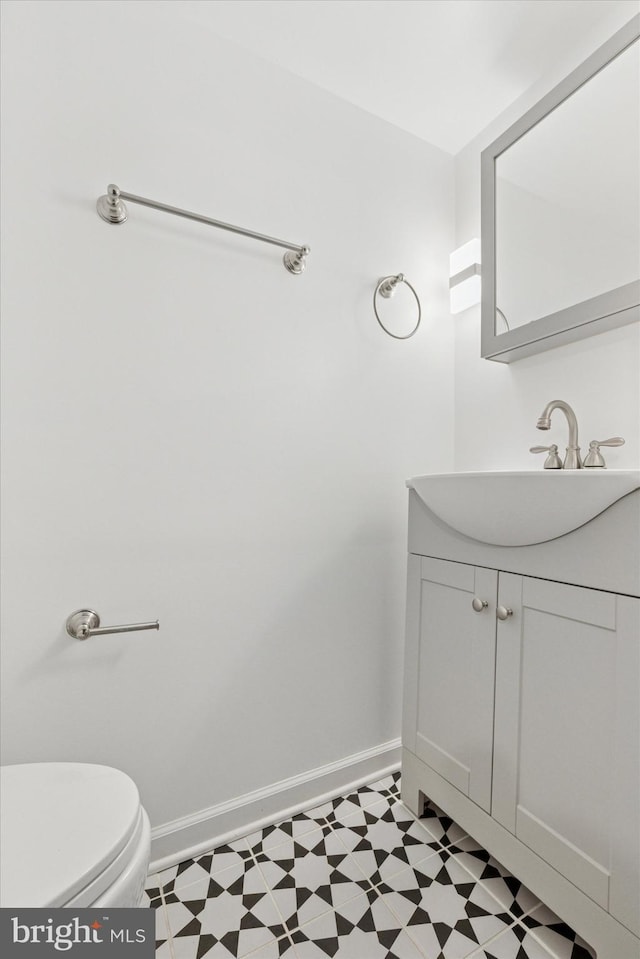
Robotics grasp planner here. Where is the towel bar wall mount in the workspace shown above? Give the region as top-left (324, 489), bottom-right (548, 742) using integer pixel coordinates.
top-left (97, 184), bottom-right (310, 274)
top-left (66, 608), bottom-right (160, 640)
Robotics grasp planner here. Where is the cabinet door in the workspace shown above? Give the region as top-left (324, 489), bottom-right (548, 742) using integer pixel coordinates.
top-left (492, 573), bottom-right (640, 935)
top-left (403, 555), bottom-right (497, 812)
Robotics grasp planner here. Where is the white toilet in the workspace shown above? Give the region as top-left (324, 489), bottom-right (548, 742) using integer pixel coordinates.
top-left (0, 763), bottom-right (151, 908)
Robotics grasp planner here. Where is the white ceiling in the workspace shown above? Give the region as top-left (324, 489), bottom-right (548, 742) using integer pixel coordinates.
top-left (164, 0), bottom-right (639, 154)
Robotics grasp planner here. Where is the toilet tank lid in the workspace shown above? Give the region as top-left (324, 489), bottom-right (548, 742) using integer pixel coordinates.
top-left (0, 763), bottom-right (142, 908)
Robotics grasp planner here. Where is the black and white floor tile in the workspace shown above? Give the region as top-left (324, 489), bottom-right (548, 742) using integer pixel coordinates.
top-left (144, 773), bottom-right (596, 959)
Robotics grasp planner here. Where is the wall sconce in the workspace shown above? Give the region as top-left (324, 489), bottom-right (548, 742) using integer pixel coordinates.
top-left (449, 239), bottom-right (481, 314)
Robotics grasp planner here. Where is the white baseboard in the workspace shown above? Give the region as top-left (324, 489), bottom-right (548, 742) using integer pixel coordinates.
top-left (149, 739), bottom-right (401, 874)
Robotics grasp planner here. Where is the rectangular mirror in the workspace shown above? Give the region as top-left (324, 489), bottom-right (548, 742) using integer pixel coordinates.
top-left (481, 15), bottom-right (640, 362)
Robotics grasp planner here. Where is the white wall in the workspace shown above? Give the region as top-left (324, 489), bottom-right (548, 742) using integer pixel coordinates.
top-left (0, 0), bottom-right (454, 833)
top-left (453, 10), bottom-right (640, 471)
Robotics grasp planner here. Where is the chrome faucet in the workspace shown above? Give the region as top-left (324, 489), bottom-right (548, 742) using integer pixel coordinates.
top-left (536, 400), bottom-right (582, 469)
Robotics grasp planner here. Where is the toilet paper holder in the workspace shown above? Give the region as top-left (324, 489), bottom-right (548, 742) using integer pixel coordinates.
top-left (66, 608), bottom-right (159, 640)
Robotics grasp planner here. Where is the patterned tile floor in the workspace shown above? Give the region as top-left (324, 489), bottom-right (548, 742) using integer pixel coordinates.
top-left (143, 773), bottom-right (596, 959)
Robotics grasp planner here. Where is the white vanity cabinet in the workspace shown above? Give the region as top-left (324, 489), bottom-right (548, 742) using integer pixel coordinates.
top-left (492, 573), bottom-right (639, 934)
top-left (401, 489), bottom-right (640, 959)
top-left (403, 557), bottom-right (498, 814)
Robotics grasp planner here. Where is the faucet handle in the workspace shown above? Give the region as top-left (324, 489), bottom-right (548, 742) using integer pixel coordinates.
top-left (583, 437), bottom-right (625, 469)
top-left (530, 444), bottom-right (563, 469)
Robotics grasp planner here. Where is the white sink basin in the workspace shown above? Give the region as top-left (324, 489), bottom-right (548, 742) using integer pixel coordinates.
top-left (407, 470), bottom-right (640, 546)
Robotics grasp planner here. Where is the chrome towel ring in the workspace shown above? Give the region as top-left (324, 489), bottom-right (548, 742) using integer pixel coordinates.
top-left (373, 274), bottom-right (422, 339)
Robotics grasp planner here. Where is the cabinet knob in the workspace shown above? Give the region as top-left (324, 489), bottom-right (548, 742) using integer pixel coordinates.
top-left (472, 597), bottom-right (488, 612)
top-left (497, 605), bottom-right (513, 621)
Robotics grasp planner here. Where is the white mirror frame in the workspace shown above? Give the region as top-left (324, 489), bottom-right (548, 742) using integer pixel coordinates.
top-left (481, 14), bottom-right (640, 363)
